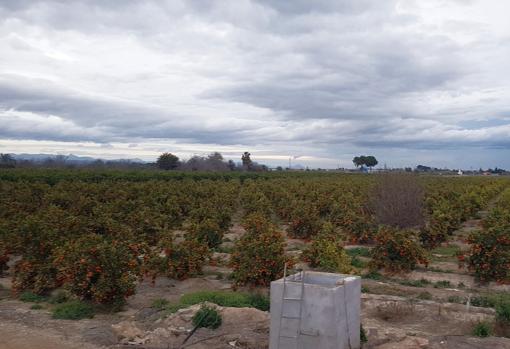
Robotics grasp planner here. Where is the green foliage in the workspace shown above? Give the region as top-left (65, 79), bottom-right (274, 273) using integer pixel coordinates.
top-left (346, 247), bottom-right (371, 258)
top-left (188, 219), bottom-right (224, 248)
top-left (288, 203), bottom-right (322, 239)
top-left (180, 291), bottom-right (270, 311)
top-left (472, 321), bottom-right (492, 337)
top-left (417, 291), bottom-right (433, 300)
top-left (192, 305), bottom-right (222, 329)
top-left (230, 214), bottom-right (292, 287)
top-left (151, 298), bottom-right (171, 310)
top-left (360, 324), bottom-right (368, 343)
top-left (350, 256), bottom-right (367, 268)
top-left (363, 271), bottom-right (383, 280)
top-left (52, 301), bottom-right (95, 320)
top-left (19, 291), bottom-right (47, 303)
top-left (433, 280), bottom-right (451, 288)
top-left (302, 224), bottom-right (352, 273)
top-left (369, 226), bottom-right (428, 274)
top-left (496, 302), bottom-right (510, 324)
top-left (398, 278), bottom-right (430, 288)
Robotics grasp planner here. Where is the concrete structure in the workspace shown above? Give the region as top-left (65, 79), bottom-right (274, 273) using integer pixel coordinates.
top-left (269, 271), bottom-right (361, 349)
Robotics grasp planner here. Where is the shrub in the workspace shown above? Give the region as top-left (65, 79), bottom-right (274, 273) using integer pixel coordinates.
top-left (192, 304), bottom-right (222, 329)
top-left (302, 224), bottom-right (352, 273)
top-left (230, 215), bottom-right (293, 287)
top-left (48, 290), bottom-right (70, 304)
top-left (369, 226), bottom-right (428, 274)
top-left (52, 301), bottom-right (95, 320)
top-left (496, 302), bottom-right (510, 324)
top-left (472, 321), bottom-right (492, 337)
top-left (461, 226), bottom-right (510, 283)
top-left (54, 234), bottom-right (143, 305)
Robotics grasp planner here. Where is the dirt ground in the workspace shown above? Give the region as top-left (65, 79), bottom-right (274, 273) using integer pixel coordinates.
top-left (2, 205), bottom-right (510, 349)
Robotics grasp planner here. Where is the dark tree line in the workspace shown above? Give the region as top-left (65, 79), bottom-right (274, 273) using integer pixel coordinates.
top-left (156, 151), bottom-right (267, 172)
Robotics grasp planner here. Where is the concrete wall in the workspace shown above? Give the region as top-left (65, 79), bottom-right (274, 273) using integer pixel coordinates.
top-left (269, 271), bottom-right (361, 349)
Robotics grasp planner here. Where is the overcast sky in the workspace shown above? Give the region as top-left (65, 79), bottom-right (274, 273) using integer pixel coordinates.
top-left (1, 0), bottom-right (509, 169)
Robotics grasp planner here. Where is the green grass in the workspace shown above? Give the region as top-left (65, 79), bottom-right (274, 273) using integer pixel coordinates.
top-left (180, 291), bottom-right (269, 311)
top-left (52, 301), bottom-right (95, 320)
top-left (346, 247), bottom-right (371, 258)
top-left (363, 271), bottom-right (383, 281)
top-left (30, 304), bottom-right (44, 310)
top-left (447, 295), bottom-right (465, 304)
top-left (19, 291), bottom-right (47, 303)
top-left (397, 278), bottom-right (430, 288)
top-left (416, 291), bottom-right (433, 300)
top-left (152, 291), bottom-right (270, 316)
top-left (433, 280), bottom-right (452, 288)
top-left (151, 298), bottom-right (171, 310)
top-left (430, 245), bottom-right (461, 261)
top-left (351, 256), bottom-right (368, 268)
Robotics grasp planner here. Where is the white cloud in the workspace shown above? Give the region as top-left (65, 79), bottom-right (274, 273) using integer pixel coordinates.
top-left (0, 0), bottom-right (509, 168)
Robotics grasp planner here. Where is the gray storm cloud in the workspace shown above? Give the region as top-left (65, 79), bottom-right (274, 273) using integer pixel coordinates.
top-left (0, 0), bottom-right (509, 167)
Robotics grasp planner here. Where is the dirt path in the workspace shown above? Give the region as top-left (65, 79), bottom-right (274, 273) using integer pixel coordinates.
top-left (0, 321), bottom-right (102, 349)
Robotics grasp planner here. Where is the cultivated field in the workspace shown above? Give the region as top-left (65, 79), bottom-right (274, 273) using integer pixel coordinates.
top-left (1, 169), bottom-right (510, 349)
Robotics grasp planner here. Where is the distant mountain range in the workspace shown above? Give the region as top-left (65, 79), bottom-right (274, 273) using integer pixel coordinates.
top-left (10, 153), bottom-right (146, 163)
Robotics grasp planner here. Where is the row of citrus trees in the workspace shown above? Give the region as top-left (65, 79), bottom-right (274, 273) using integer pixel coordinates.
top-left (0, 179), bottom-right (240, 306)
top-left (1, 174), bottom-right (509, 307)
top-left (239, 175), bottom-right (509, 277)
top-left (460, 187), bottom-right (510, 283)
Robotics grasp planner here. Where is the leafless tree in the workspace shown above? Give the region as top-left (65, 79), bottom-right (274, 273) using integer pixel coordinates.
top-left (370, 173), bottom-right (425, 229)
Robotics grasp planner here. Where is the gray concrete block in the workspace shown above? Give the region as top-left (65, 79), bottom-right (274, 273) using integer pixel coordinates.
top-left (269, 271), bottom-right (361, 349)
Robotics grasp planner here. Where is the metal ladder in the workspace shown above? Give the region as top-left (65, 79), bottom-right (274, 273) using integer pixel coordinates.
top-left (277, 264), bottom-right (305, 348)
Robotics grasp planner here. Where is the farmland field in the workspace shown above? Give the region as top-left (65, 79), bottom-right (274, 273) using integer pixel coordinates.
top-left (1, 168), bottom-right (510, 348)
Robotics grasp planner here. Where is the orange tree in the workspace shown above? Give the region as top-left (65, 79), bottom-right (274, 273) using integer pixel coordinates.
top-left (54, 234), bottom-right (144, 305)
top-left (230, 214), bottom-right (293, 287)
top-left (369, 226), bottom-right (428, 274)
top-left (462, 225), bottom-right (510, 283)
top-left (151, 232), bottom-right (210, 280)
top-left (11, 212), bottom-right (66, 295)
top-left (461, 189), bottom-right (510, 283)
top-left (188, 218), bottom-right (225, 248)
top-left (302, 223), bottom-right (352, 273)
top-left (288, 203), bottom-right (322, 239)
